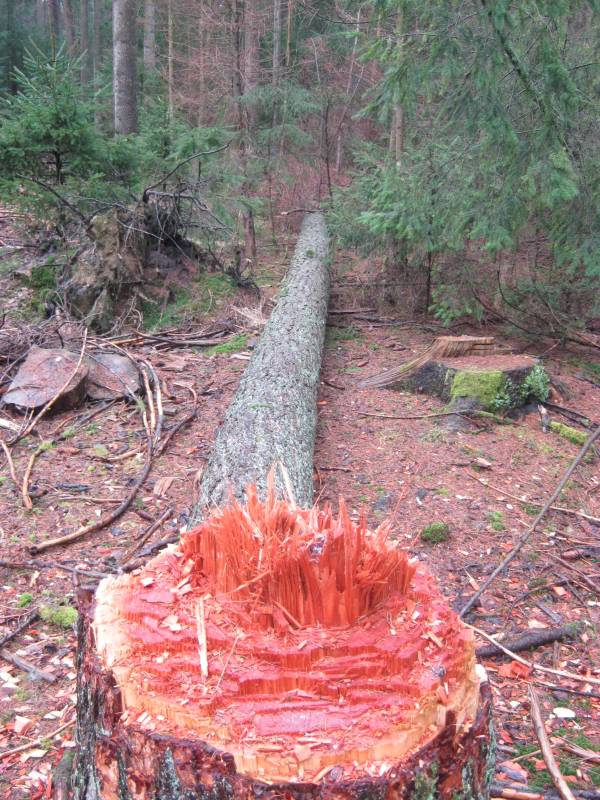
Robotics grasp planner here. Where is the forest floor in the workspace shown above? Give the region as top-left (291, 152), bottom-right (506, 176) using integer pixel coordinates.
top-left (0, 213), bottom-right (599, 798)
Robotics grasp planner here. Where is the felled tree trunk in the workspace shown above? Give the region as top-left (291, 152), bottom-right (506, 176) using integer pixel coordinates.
top-left (71, 214), bottom-right (494, 800)
top-left (193, 211), bottom-right (330, 514)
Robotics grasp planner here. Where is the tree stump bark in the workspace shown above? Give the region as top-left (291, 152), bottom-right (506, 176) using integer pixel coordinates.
top-left (71, 214), bottom-right (494, 800)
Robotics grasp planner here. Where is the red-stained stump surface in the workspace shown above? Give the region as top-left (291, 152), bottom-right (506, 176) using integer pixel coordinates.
top-left (78, 490), bottom-right (492, 799)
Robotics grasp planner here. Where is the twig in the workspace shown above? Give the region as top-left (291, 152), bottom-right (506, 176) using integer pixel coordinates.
top-left (0, 559), bottom-right (109, 579)
top-left (15, 174), bottom-right (87, 223)
top-left (550, 556), bottom-right (599, 595)
top-left (28, 431), bottom-right (153, 555)
top-left (469, 624), bottom-right (600, 686)
top-left (142, 366), bottom-right (156, 436)
top-left (121, 534), bottom-right (179, 572)
top-left (142, 143), bottom-right (229, 200)
top-left (0, 416), bottom-right (20, 432)
top-left (358, 409), bottom-right (505, 424)
top-left (0, 439), bottom-right (18, 486)
top-left (120, 505), bottom-right (173, 566)
top-left (9, 330), bottom-right (88, 446)
top-left (0, 648), bottom-right (57, 683)
top-left (466, 473), bottom-right (600, 526)
top-left (21, 442), bottom-right (47, 510)
top-left (0, 718), bottom-right (75, 761)
top-left (0, 609), bottom-right (39, 648)
top-left (459, 425), bottom-right (600, 618)
top-left (556, 738), bottom-right (600, 764)
top-left (195, 598), bottom-right (209, 679)
top-left (29, 388), bottom-right (198, 554)
top-left (529, 686), bottom-right (576, 800)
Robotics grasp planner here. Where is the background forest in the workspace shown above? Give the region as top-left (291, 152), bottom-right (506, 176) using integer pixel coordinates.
top-left (1, 0), bottom-right (600, 332)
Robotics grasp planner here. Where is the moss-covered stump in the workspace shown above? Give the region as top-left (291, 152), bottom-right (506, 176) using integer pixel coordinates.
top-left (385, 355), bottom-right (547, 416)
top-left (72, 493), bottom-right (494, 800)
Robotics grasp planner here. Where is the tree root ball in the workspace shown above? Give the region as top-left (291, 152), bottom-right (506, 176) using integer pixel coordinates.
top-left (73, 491), bottom-right (494, 800)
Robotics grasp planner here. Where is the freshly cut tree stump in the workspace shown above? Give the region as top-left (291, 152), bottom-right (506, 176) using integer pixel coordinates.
top-left (74, 491), bottom-right (493, 800)
top-left (193, 211), bottom-right (330, 514)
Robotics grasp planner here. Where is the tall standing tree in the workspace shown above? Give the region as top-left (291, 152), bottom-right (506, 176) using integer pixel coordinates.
top-left (80, 0), bottom-right (91, 87)
top-left (143, 0), bottom-right (156, 71)
top-left (113, 0), bottom-right (138, 134)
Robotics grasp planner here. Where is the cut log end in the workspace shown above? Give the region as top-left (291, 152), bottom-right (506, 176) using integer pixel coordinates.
top-left (75, 492), bottom-right (494, 800)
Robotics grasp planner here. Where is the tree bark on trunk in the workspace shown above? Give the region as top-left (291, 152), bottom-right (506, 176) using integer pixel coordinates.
top-left (80, 0), bottom-right (91, 87)
top-left (63, 0), bottom-right (77, 56)
top-left (48, 0), bottom-right (61, 59)
top-left (143, 0), bottom-right (156, 71)
top-left (194, 211), bottom-right (329, 514)
top-left (113, 0), bottom-right (138, 134)
top-left (92, 0), bottom-right (102, 125)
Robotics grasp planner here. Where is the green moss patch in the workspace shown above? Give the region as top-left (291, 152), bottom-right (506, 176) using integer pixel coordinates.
top-left (206, 334), bottom-right (249, 355)
top-left (40, 604), bottom-right (78, 629)
top-left (450, 370), bottom-right (505, 410)
top-left (420, 521), bottom-right (449, 543)
top-left (549, 421), bottom-right (588, 445)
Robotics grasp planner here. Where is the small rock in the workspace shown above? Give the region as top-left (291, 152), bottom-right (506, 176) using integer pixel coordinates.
top-left (553, 707), bottom-right (576, 719)
top-left (374, 493), bottom-right (394, 512)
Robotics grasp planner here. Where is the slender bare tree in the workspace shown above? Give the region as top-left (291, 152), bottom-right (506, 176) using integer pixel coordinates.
top-left (143, 0), bottom-right (157, 71)
top-left (113, 0), bottom-right (138, 134)
top-left (80, 0), bottom-right (91, 86)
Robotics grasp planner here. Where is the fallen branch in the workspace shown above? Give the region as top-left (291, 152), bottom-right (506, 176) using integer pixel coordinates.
top-left (28, 430), bottom-right (153, 555)
top-left (469, 624), bottom-right (600, 686)
top-left (556, 738), bottom-right (600, 764)
top-left (0, 559), bottom-right (109, 579)
top-left (120, 505), bottom-right (173, 566)
top-left (121, 533), bottom-right (179, 572)
top-left (529, 686), bottom-right (576, 800)
top-left (0, 439), bottom-right (18, 487)
top-left (550, 555), bottom-right (599, 596)
top-left (460, 425), bottom-right (600, 618)
top-left (0, 609), bottom-right (39, 648)
top-left (466, 473), bottom-right (600, 526)
top-left (28, 387), bottom-right (198, 554)
top-left (359, 409), bottom-right (511, 425)
top-left (0, 718), bottom-right (74, 761)
top-left (476, 623), bottom-right (579, 658)
top-left (0, 647), bottom-right (57, 682)
top-left (491, 782), bottom-right (600, 800)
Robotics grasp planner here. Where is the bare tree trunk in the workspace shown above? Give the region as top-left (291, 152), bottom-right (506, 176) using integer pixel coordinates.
top-left (335, 8), bottom-right (361, 173)
top-left (48, 0), bottom-right (61, 59)
top-left (167, 0), bottom-right (174, 122)
top-left (92, 0), bottom-right (102, 125)
top-left (5, 0), bottom-right (17, 93)
top-left (272, 0), bottom-right (281, 92)
top-left (63, 0), bottom-right (76, 55)
top-left (80, 0), bottom-right (91, 87)
top-left (35, 0), bottom-right (46, 32)
top-left (231, 0), bottom-right (257, 267)
top-left (113, 0), bottom-right (138, 134)
top-left (143, 0), bottom-right (156, 71)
